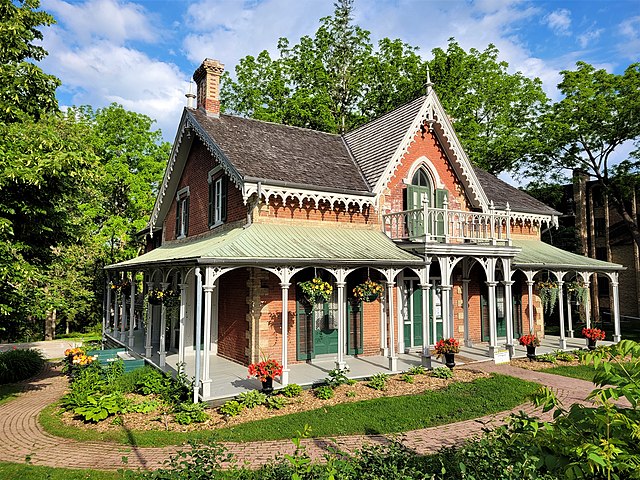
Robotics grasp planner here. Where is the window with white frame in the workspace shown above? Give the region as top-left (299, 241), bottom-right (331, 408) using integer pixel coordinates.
top-left (175, 187), bottom-right (190, 238)
top-left (208, 167), bottom-right (227, 228)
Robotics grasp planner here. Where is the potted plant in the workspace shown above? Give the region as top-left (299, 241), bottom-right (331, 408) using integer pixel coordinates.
top-left (248, 358), bottom-right (283, 394)
top-left (299, 277), bottom-right (333, 304)
top-left (537, 280), bottom-right (559, 314)
top-left (147, 289), bottom-right (164, 305)
top-left (162, 289), bottom-right (180, 308)
top-left (353, 279), bottom-right (384, 302)
top-left (518, 333), bottom-right (541, 361)
top-left (433, 338), bottom-right (460, 369)
top-left (582, 327), bottom-right (605, 350)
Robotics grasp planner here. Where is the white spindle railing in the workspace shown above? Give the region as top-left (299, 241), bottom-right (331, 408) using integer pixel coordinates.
top-left (382, 201), bottom-right (512, 245)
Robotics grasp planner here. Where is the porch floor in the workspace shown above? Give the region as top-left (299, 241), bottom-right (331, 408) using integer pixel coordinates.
top-left (104, 330), bottom-right (613, 402)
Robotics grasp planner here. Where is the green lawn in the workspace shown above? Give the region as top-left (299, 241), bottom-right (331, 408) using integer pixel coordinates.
top-left (0, 462), bottom-right (125, 480)
top-left (41, 374), bottom-right (538, 446)
top-left (543, 364), bottom-right (596, 382)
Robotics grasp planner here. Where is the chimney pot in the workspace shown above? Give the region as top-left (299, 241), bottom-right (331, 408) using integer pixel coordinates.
top-left (193, 58), bottom-right (224, 117)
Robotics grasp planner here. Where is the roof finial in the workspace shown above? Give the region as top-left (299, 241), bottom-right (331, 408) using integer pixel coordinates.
top-left (426, 64), bottom-right (434, 94)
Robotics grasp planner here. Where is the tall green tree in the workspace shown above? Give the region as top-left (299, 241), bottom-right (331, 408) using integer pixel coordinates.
top-left (0, 0), bottom-right (59, 123)
top-left (529, 62), bottom-right (640, 248)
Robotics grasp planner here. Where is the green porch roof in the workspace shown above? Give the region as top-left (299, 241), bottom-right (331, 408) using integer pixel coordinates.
top-left (108, 223), bottom-right (423, 270)
top-left (512, 239), bottom-right (623, 271)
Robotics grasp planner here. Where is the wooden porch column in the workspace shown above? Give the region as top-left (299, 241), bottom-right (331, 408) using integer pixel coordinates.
top-left (335, 282), bottom-right (347, 370)
top-left (159, 282), bottom-right (169, 367)
top-left (504, 280), bottom-right (515, 357)
top-left (441, 284), bottom-right (452, 339)
top-left (557, 280), bottom-right (567, 349)
top-left (420, 283), bottom-right (431, 368)
top-left (201, 269), bottom-right (215, 399)
top-left (486, 281), bottom-right (498, 357)
top-left (120, 287), bottom-right (127, 343)
top-left (462, 279), bottom-right (471, 347)
top-left (611, 272), bottom-right (621, 342)
top-left (584, 280), bottom-right (591, 329)
top-left (105, 276), bottom-right (112, 336)
top-left (387, 281), bottom-right (397, 371)
top-left (566, 287), bottom-right (574, 338)
top-left (144, 281), bottom-right (154, 357)
top-left (128, 275), bottom-right (135, 348)
top-left (178, 281), bottom-right (188, 364)
top-left (380, 297), bottom-right (388, 356)
top-left (280, 282), bottom-right (291, 386)
top-left (113, 290), bottom-right (120, 339)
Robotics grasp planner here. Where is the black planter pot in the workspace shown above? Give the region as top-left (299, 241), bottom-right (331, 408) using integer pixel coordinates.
top-left (444, 352), bottom-right (456, 369)
top-left (588, 338), bottom-right (597, 350)
top-left (361, 293), bottom-right (379, 303)
top-left (526, 345), bottom-right (536, 361)
top-left (261, 377), bottom-right (274, 394)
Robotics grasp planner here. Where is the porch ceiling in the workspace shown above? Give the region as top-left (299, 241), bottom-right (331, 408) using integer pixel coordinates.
top-left (107, 223), bottom-right (424, 270)
top-left (512, 239), bottom-right (624, 272)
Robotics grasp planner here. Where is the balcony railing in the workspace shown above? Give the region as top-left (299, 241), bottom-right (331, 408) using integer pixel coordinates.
top-left (382, 200), bottom-right (512, 245)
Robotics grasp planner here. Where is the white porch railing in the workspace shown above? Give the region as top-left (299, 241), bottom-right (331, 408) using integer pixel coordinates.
top-left (382, 199), bottom-right (512, 245)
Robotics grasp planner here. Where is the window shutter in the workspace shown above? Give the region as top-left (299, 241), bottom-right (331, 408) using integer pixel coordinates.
top-left (175, 200), bottom-right (181, 238)
top-left (221, 176), bottom-right (228, 222)
top-left (208, 181), bottom-right (214, 226)
top-left (184, 197), bottom-right (190, 236)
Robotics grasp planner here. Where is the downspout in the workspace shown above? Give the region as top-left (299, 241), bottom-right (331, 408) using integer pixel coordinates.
top-left (193, 267), bottom-right (203, 403)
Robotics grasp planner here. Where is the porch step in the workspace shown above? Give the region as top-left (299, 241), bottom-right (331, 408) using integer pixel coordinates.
top-left (86, 348), bottom-right (125, 363)
top-left (122, 359), bottom-right (145, 373)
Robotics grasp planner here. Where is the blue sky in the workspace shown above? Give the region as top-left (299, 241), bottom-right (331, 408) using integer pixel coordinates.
top-left (39, 0), bottom-right (640, 145)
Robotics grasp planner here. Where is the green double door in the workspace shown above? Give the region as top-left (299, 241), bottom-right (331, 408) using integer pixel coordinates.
top-left (480, 284), bottom-right (523, 341)
top-left (406, 185), bottom-right (448, 240)
top-left (295, 298), bottom-right (363, 360)
top-left (402, 279), bottom-right (444, 350)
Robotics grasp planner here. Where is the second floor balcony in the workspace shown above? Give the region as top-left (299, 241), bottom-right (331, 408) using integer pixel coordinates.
top-left (382, 201), bottom-right (512, 245)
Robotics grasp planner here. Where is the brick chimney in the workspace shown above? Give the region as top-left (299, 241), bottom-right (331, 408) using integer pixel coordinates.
top-left (193, 58), bottom-right (224, 117)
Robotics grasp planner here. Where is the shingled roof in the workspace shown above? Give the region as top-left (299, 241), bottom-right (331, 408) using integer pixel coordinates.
top-left (343, 96), bottom-right (424, 188)
top-left (190, 109), bottom-right (370, 193)
top-left (472, 167), bottom-right (559, 216)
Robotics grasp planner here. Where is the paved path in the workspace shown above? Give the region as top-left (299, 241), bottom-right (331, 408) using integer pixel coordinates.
top-left (0, 362), bottom-right (596, 471)
top-left (0, 339), bottom-right (84, 359)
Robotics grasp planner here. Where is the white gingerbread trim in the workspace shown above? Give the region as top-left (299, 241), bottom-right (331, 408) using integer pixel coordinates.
top-left (404, 156), bottom-right (445, 190)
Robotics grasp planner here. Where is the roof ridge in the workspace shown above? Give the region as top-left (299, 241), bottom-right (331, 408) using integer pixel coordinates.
top-left (344, 95), bottom-right (426, 136)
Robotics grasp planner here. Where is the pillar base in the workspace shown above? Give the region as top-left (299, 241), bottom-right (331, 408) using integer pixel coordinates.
top-left (421, 354), bottom-right (432, 369)
top-left (200, 379), bottom-right (212, 399)
top-left (280, 369), bottom-right (290, 387)
top-left (506, 344), bottom-right (515, 358)
top-left (614, 334), bottom-right (621, 343)
top-left (568, 330), bottom-right (574, 338)
top-left (464, 339), bottom-right (473, 348)
top-left (488, 345), bottom-right (496, 358)
top-left (381, 347), bottom-right (389, 357)
top-left (558, 338), bottom-right (567, 350)
top-left (120, 331), bottom-right (127, 343)
top-left (388, 356), bottom-right (398, 371)
top-left (128, 333), bottom-right (135, 348)
top-left (335, 360), bottom-right (348, 371)
top-left (159, 351), bottom-right (166, 368)
top-left (145, 346), bottom-right (152, 358)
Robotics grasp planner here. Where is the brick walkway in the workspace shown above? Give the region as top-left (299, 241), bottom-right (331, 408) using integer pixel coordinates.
top-left (0, 362), bottom-right (596, 471)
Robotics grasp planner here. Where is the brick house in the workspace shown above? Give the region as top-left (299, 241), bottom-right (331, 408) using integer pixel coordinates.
top-left (105, 59), bottom-right (623, 401)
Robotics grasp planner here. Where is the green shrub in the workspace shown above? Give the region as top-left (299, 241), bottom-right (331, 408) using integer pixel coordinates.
top-left (346, 390), bottom-right (357, 398)
top-left (265, 396), bottom-right (287, 410)
top-left (315, 385), bottom-right (334, 400)
top-left (281, 383), bottom-right (303, 398)
top-left (74, 392), bottom-right (123, 422)
top-left (135, 368), bottom-right (167, 395)
top-left (368, 373), bottom-right (388, 391)
top-left (111, 366), bottom-right (155, 393)
top-left (537, 352), bottom-right (557, 363)
top-left (174, 402), bottom-right (208, 425)
top-left (237, 390), bottom-right (267, 408)
top-left (431, 367), bottom-right (453, 379)
top-left (219, 400), bottom-right (244, 417)
top-left (325, 367), bottom-right (350, 388)
top-left (401, 373), bottom-right (414, 384)
top-left (408, 365), bottom-right (426, 376)
top-left (0, 348), bottom-right (45, 384)
top-left (126, 399), bottom-right (160, 414)
top-left (61, 362), bottom-right (105, 411)
top-left (105, 358), bottom-right (124, 384)
top-left (554, 351), bottom-right (575, 362)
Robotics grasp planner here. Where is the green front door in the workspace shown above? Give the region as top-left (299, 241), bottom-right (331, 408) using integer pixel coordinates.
top-left (407, 184), bottom-right (429, 239)
top-left (296, 298), bottom-right (338, 360)
top-left (481, 285), bottom-right (509, 341)
top-left (347, 300), bottom-right (363, 355)
top-left (403, 280), bottom-right (424, 349)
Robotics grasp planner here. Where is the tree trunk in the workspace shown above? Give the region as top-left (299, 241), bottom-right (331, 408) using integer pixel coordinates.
top-left (44, 309), bottom-right (56, 341)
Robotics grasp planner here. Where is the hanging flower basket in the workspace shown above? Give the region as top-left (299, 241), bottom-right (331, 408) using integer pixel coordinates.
top-left (353, 279), bottom-right (384, 302)
top-left (147, 289), bottom-right (164, 305)
top-left (567, 281), bottom-right (588, 305)
top-left (162, 289), bottom-right (180, 308)
top-left (299, 277), bottom-right (333, 304)
top-left (110, 279), bottom-right (131, 295)
top-left (537, 280), bottom-right (559, 314)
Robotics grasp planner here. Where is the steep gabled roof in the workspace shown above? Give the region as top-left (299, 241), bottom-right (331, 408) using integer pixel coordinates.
top-left (473, 167), bottom-right (559, 216)
top-left (190, 109), bottom-right (370, 193)
top-left (344, 96), bottom-right (424, 188)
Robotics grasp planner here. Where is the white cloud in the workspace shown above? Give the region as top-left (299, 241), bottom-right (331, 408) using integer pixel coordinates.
top-left (577, 28), bottom-right (603, 49)
top-left (618, 16), bottom-right (640, 61)
top-left (544, 8), bottom-right (572, 36)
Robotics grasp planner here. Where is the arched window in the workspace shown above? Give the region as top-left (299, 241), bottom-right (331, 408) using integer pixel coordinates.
top-left (407, 167), bottom-right (433, 210)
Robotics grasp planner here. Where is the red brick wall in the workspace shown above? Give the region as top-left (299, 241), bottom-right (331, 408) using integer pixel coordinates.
top-left (164, 138), bottom-right (246, 241)
top-left (217, 268), bottom-right (249, 363)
